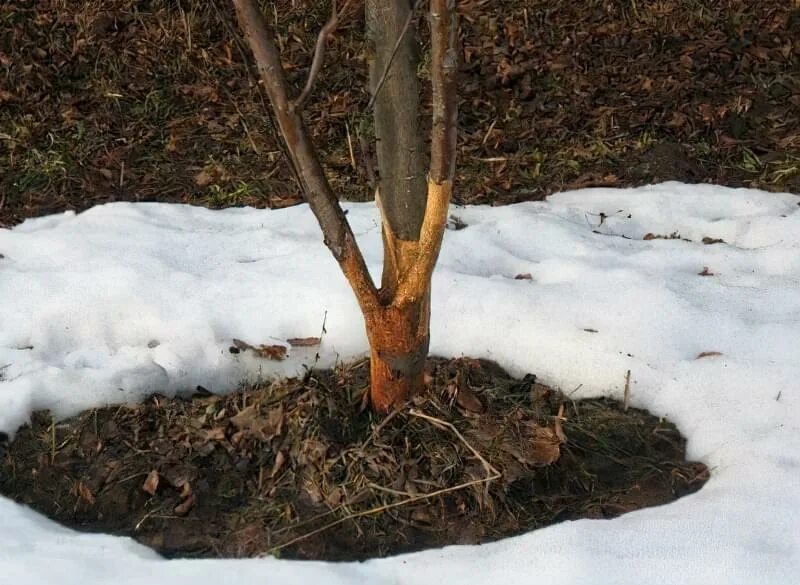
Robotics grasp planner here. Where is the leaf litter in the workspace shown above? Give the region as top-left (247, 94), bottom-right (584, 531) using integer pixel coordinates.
top-left (0, 357), bottom-right (708, 561)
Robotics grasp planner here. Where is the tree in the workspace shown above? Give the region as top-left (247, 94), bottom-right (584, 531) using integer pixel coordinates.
top-left (232, 0), bottom-right (458, 412)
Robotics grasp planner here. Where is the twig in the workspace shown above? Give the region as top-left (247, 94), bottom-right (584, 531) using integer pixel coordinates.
top-left (264, 474), bottom-right (497, 556)
top-left (366, 0), bottom-right (424, 112)
top-left (232, 0), bottom-right (379, 312)
top-left (408, 409), bottom-right (500, 478)
top-left (624, 369), bottom-right (631, 411)
top-left (264, 407), bottom-right (501, 555)
top-left (294, 0), bottom-right (355, 111)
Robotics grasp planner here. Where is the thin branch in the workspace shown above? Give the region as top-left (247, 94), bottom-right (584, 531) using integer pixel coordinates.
top-left (429, 0), bottom-right (459, 184)
top-left (233, 0), bottom-right (378, 312)
top-left (366, 0), bottom-right (424, 112)
top-left (294, 0), bottom-right (355, 111)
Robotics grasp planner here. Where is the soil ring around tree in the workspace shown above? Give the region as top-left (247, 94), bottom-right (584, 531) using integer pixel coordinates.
top-left (0, 357), bottom-right (709, 561)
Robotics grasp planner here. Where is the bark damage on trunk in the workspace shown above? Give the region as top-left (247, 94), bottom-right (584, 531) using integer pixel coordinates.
top-left (233, 0), bottom-right (458, 412)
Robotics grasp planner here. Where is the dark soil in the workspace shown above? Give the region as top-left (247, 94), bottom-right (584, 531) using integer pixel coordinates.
top-left (1, 1), bottom-right (798, 227)
top-left (0, 357), bottom-right (709, 561)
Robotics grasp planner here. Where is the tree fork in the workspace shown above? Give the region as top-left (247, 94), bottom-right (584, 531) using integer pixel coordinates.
top-left (233, 0), bottom-right (458, 413)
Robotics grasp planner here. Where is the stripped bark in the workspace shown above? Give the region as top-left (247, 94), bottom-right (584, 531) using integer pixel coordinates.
top-left (233, 0), bottom-right (459, 412)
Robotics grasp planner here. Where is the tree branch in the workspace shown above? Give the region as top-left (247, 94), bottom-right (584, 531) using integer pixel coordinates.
top-left (294, 0), bottom-right (355, 111)
top-left (233, 0), bottom-right (378, 312)
top-left (395, 0), bottom-right (458, 304)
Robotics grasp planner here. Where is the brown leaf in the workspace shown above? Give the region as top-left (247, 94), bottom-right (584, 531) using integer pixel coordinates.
top-left (696, 351), bottom-right (723, 359)
top-left (287, 337), bottom-right (321, 347)
top-left (514, 273), bottom-right (533, 280)
top-left (271, 451), bottom-right (286, 477)
top-left (74, 481), bottom-right (96, 505)
top-left (529, 425), bottom-right (562, 466)
top-left (173, 494), bottom-right (195, 516)
top-left (193, 170), bottom-right (214, 187)
top-left (231, 405), bottom-right (284, 441)
top-left (232, 338), bottom-right (288, 361)
top-left (702, 237), bottom-right (725, 245)
top-left (142, 470), bottom-right (160, 496)
top-left (456, 387), bottom-right (485, 413)
top-left (255, 344), bottom-right (287, 360)
top-left (179, 481), bottom-right (193, 499)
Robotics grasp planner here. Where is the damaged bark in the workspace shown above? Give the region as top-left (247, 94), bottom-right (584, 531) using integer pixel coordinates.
top-left (233, 0), bottom-right (459, 411)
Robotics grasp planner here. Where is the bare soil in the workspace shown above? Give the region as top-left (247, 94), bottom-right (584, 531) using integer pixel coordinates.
top-left (0, 358), bottom-right (709, 561)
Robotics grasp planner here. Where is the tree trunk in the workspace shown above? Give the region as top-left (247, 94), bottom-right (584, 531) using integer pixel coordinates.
top-left (233, 0), bottom-right (458, 414)
top-left (365, 0), bottom-right (431, 410)
top-left (364, 295), bottom-right (430, 412)
top-left (366, 0), bottom-right (428, 245)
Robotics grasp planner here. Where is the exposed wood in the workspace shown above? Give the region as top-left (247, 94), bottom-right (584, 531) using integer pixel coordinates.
top-left (365, 297), bottom-right (430, 412)
top-left (232, 0), bottom-right (378, 313)
top-left (234, 0), bottom-right (460, 413)
top-left (394, 0), bottom-right (459, 304)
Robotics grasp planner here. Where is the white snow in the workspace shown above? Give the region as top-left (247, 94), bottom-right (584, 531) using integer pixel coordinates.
top-left (1, 181), bottom-right (799, 584)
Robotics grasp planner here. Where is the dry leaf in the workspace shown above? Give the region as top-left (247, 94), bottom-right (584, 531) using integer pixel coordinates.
top-left (514, 273), bottom-right (533, 280)
top-left (696, 351), bottom-right (723, 359)
top-left (529, 425), bottom-right (562, 466)
top-left (255, 345), bottom-right (288, 360)
top-left (287, 337), bottom-right (321, 347)
top-left (456, 387), bottom-right (485, 413)
top-left (193, 170), bottom-right (213, 187)
top-left (554, 404), bottom-right (567, 444)
top-left (271, 451), bottom-right (286, 477)
top-left (231, 404), bottom-right (284, 441)
top-left (702, 237), bottom-right (725, 245)
top-left (142, 470), bottom-right (160, 496)
top-left (174, 494), bottom-right (195, 516)
top-left (232, 338), bottom-right (288, 360)
top-left (74, 481), bottom-right (96, 505)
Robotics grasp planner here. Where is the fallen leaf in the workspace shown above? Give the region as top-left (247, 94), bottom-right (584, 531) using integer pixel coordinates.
top-left (255, 344), bottom-right (287, 360)
top-left (232, 338), bottom-right (288, 361)
top-left (456, 387), bottom-right (484, 413)
top-left (702, 237), bottom-right (725, 245)
top-left (142, 470), bottom-right (160, 496)
top-left (193, 170), bottom-right (214, 187)
top-left (287, 337), bottom-right (321, 347)
top-left (271, 451), bottom-right (286, 477)
top-left (174, 494), bottom-right (195, 516)
top-left (74, 481), bottom-right (96, 505)
top-left (696, 351), bottom-right (723, 359)
top-left (514, 273), bottom-right (532, 280)
top-left (529, 425), bottom-right (562, 466)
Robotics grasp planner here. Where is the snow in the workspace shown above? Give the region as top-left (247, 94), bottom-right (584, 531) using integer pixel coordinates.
top-left (1, 181), bottom-right (799, 584)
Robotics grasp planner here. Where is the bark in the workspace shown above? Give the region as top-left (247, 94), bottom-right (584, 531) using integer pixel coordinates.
top-left (232, 0), bottom-right (378, 315)
top-left (368, 0), bottom-right (459, 411)
top-left (366, 0), bottom-right (428, 247)
top-left (234, 0), bottom-right (458, 413)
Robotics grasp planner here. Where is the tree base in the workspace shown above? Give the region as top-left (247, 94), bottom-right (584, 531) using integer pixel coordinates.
top-left (365, 299), bottom-right (430, 412)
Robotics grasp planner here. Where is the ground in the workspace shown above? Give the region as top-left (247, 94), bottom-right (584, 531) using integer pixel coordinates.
top-left (0, 358), bottom-right (708, 561)
top-left (1, 0), bottom-right (798, 227)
